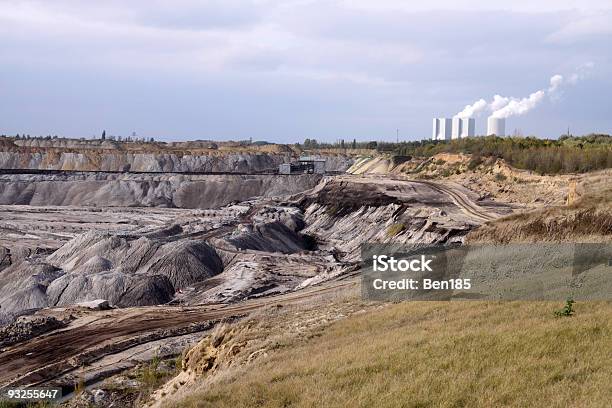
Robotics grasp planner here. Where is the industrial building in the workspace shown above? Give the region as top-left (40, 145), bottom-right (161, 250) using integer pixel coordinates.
top-left (433, 117), bottom-right (475, 141)
top-left (432, 118), bottom-right (452, 141)
top-left (487, 117), bottom-right (505, 136)
top-left (279, 157), bottom-right (326, 174)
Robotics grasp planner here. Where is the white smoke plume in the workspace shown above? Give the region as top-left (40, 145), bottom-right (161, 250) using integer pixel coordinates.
top-left (454, 98), bottom-right (487, 119)
top-left (491, 90), bottom-right (545, 119)
top-left (569, 61), bottom-right (594, 84)
top-left (548, 74), bottom-right (564, 93)
top-left (548, 62), bottom-right (594, 97)
top-left (454, 63), bottom-right (594, 120)
top-left (490, 94), bottom-right (510, 111)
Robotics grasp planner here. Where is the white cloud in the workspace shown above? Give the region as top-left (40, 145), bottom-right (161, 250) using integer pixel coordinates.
top-left (0, 0), bottom-right (427, 84)
top-left (546, 12), bottom-right (612, 43)
top-left (342, 0), bottom-right (612, 12)
top-left (0, 0), bottom-right (610, 141)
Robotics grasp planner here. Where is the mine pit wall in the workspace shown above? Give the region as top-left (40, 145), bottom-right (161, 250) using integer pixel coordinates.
top-left (0, 151), bottom-right (354, 173)
top-left (0, 173), bottom-right (323, 209)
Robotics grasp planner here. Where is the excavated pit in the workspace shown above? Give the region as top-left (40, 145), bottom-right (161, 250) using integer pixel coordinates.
top-left (0, 172), bottom-right (514, 391)
top-left (0, 173), bottom-right (322, 208)
top-left (0, 176), bottom-right (492, 324)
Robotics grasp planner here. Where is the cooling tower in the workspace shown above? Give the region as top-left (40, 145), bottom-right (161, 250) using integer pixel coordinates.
top-left (432, 118), bottom-right (452, 141)
top-left (487, 117), bottom-right (505, 136)
top-left (451, 117), bottom-right (462, 140)
top-left (461, 118), bottom-right (475, 137)
top-left (432, 118), bottom-right (439, 140)
top-left (439, 118), bottom-right (451, 140)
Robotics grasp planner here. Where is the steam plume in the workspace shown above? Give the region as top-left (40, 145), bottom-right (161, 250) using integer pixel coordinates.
top-left (454, 63), bottom-right (593, 120)
top-left (454, 98), bottom-right (487, 119)
top-left (548, 74), bottom-right (564, 93)
top-left (491, 91), bottom-right (545, 119)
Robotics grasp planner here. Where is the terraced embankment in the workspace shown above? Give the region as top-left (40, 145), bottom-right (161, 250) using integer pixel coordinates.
top-left (0, 173), bottom-right (322, 208)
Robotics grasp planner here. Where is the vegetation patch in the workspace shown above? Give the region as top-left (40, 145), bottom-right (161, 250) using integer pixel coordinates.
top-left (389, 135), bottom-right (612, 175)
top-left (386, 223), bottom-right (406, 237)
top-left (169, 301), bottom-right (612, 408)
top-left (554, 298), bottom-right (576, 317)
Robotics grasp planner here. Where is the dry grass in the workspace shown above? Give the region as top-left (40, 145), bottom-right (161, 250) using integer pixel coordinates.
top-left (468, 186), bottom-right (612, 244)
top-left (167, 301), bottom-right (612, 408)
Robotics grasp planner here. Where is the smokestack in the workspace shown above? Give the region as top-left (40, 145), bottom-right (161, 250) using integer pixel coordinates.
top-left (487, 117), bottom-right (505, 136)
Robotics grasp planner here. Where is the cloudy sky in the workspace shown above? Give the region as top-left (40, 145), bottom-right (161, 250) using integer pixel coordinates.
top-left (0, 0), bottom-right (611, 142)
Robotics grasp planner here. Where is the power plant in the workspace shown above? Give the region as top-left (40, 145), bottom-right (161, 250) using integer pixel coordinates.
top-left (431, 116), bottom-right (505, 140)
top-left (432, 117), bottom-right (475, 141)
top-left (487, 117), bottom-right (506, 136)
top-left (432, 118), bottom-right (452, 140)
top-left (432, 67), bottom-right (593, 141)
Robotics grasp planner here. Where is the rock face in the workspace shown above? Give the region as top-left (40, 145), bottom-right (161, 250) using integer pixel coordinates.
top-left (0, 151), bottom-right (354, 173)
top-left (0, 173), bottom-right (322, 208)
top-left (0, 315), bottom-right (66, 348)
top-left (0, 199), bottom-right (319, 320)
top-left (299, 178), bottom-right (475, 260)
top-left (43, 232), bottom-right (225, 307)
top-left (0, 151), bottom-right (287, 173)
top-left (0, 177), bottom-right (488, 324)
top-left (76, 299), bottom-right (111, 310)
top-left (0, 260), bottom-right (63, 315)
top-left (0, 230), bottom-right (229, 317)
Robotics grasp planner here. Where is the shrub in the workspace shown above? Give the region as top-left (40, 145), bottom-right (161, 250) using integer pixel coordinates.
top-left (393, 135), bottom-right (612, 174)
top-left (138, 356), bottom-right (165, 390)
top-left (387, 223), bottom-right (406, 237)
top-left (554, 298), bottom-right (575, 317)
top-left (468, 155), bottom-right (482, 170)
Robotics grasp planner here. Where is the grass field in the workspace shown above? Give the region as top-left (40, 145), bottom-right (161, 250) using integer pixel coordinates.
top-left (169, 300), bottom-right (612, 408)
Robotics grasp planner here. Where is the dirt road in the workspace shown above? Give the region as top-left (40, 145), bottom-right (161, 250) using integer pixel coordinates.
top-left (333, 175), bottom-right (500, 223)
top-left (0, 279), bottom-right (357, 388)
top-left (410, 180), bottom-right (497, 222)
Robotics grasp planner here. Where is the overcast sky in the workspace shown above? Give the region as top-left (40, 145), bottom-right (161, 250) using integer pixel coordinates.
top-left (1, 0), bottom-right (611, 142)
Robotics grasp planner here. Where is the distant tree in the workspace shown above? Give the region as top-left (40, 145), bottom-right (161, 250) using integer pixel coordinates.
top-left (340, 139), bottom-right (345, 148)
top-left (101, 130), bottom-right (106, 140)
top-left (352, 138), bottom-right (357, 149)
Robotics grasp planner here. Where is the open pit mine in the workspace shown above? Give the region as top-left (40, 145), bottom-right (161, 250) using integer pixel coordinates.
top-left (0, 137), bottom-right (514, 403)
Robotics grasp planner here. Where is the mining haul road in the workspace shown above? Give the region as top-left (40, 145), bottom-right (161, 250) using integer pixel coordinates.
top-left (0, 279), bottom-right (357, 388)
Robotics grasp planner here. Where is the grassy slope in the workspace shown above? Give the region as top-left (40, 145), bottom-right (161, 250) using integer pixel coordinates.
top-left (169, 301), bottom-right (611, 408)
top-left (468, 178), bottom-right (612, 244)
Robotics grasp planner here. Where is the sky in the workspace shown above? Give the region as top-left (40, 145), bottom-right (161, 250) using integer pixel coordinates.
top-left (0, 0), bottom-right (611, 142)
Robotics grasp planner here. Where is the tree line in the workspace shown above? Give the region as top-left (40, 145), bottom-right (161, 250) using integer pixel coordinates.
top-left (393, 134), bottom-right (612, 174)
